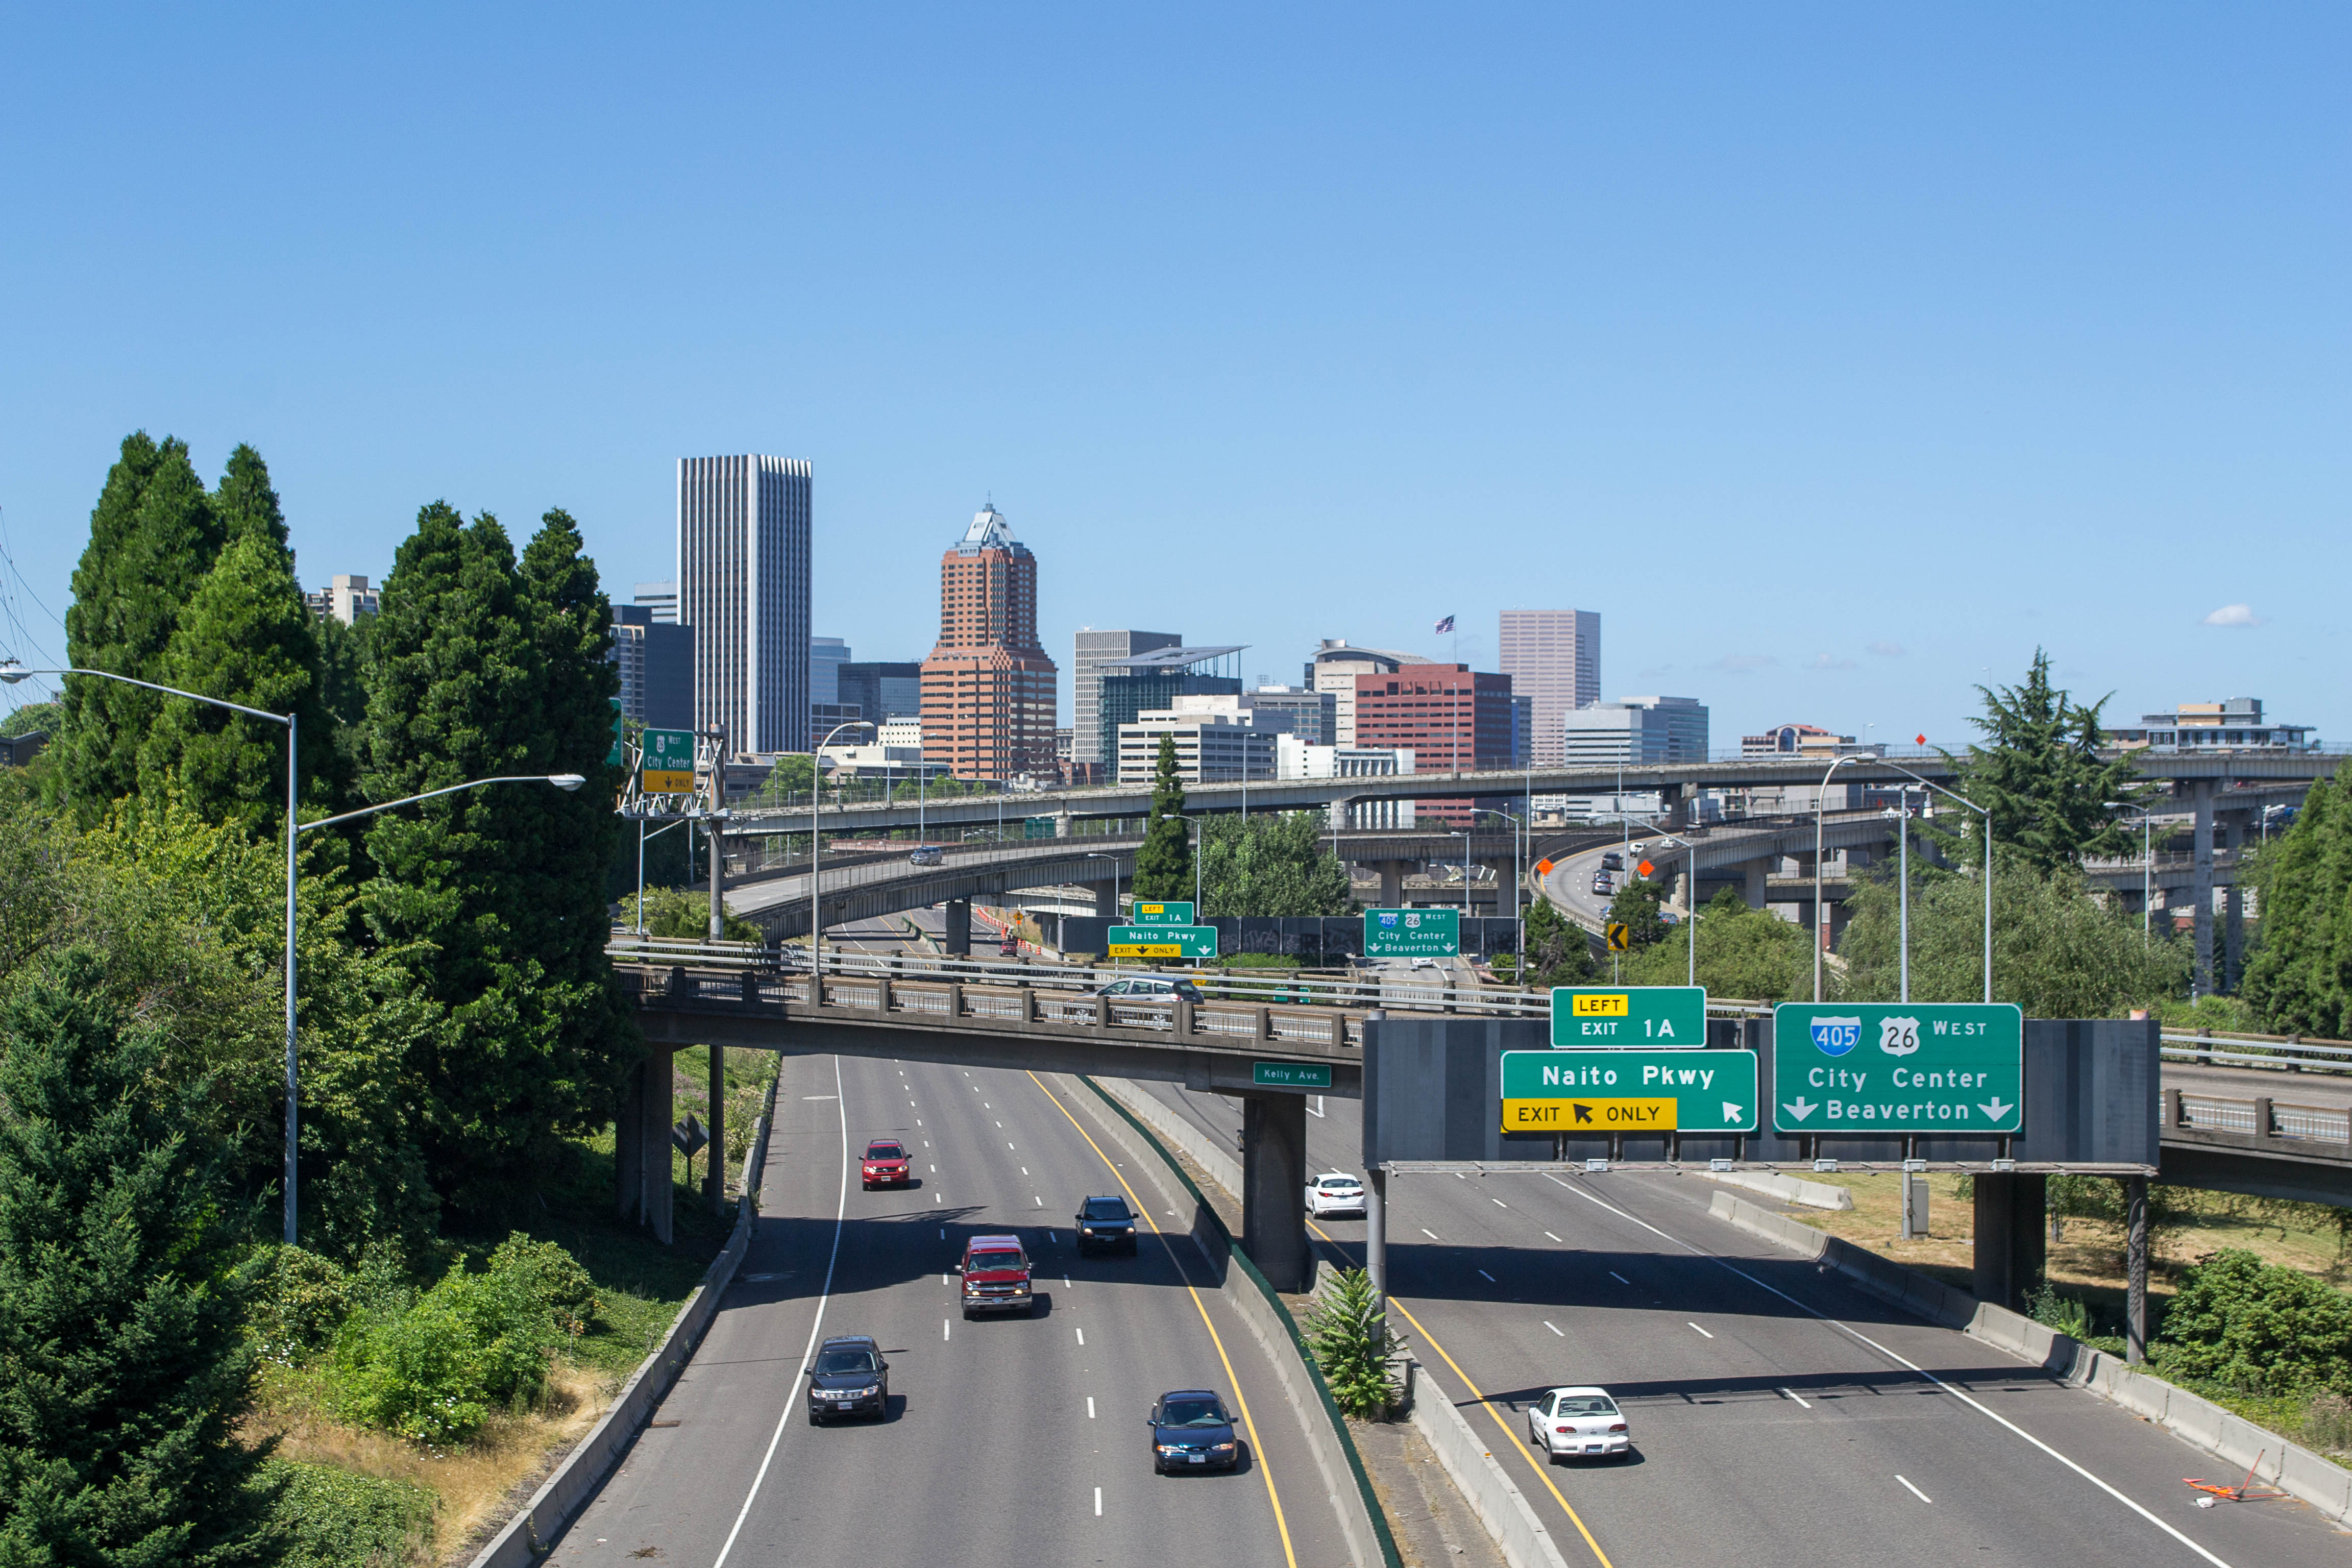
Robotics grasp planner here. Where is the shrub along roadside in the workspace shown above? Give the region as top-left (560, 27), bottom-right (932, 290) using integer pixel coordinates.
top-left (1303, 1267), bottom-right (1405, 1419)
top-left (266, 1460), bottom-right (436, 1568)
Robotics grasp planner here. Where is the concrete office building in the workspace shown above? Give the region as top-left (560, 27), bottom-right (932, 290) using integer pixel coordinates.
top-left (304, 574), bottom-right (380, 625)
top-left (1074, 629), bottom-right (1182, 768)
top-left (1276, 734), bottom-right (1416, 829)
top-left (1498, 609), bottom-right (1600, 768)
top-left (919, 504), bottom-right (1058, 780)
top-left (2109, 698), bottom-right (2318, 752)
top-left (1116, 695), bottom-right (1284, 785)
top-left (1244, 684), bottom-right (1336, 746)
top-left (838, 662), bottom-right (923, 727)
top-left (609, 604), bottom-right (695, 730)
top-left (1563, 695), bottom-right (1709, 767)
top-left (1304, 640), bottom-right (1435, 745)
top-left (1350, 664), bottom-right (1515, 827)
top-left (677, 455), bottom-right (811, 754)
top-left (633, 581), bottom-right (679, 625)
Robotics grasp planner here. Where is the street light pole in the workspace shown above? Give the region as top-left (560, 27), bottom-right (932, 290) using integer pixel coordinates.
top-left (1883, 762), bottom-right (1995, 1004)
top-left (1813, 754), bottom-right (1863, 1003)
top-left (1473, 808), bottom-right (1523, 974)
top-left (812, 721), bottom-right (877, 978)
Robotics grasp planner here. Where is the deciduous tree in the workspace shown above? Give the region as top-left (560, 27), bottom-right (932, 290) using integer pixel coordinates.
top-left (1197, 812), bottom-right (1350, 917)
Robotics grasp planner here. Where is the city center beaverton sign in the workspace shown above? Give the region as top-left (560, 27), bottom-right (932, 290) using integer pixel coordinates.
top-left (1772, 1003), bottom-right (2024, 1135)
top-left (1362, 908), bottom-right (1459, 958)
top-left (1550, 986), bottom-right (1706, 1048)
top-left (1501, 1049), bottom-right (1759, 1135)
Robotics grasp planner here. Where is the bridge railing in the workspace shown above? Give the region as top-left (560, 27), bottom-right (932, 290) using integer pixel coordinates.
top-left (2168, 1087), bottom-right (2352, 1155)
top-left (2161, 1030), bottom-right (2352, 1073)
top-left (609, 935), bottom-right (1776, 1022)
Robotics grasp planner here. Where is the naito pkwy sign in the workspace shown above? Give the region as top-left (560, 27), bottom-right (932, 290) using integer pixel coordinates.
top-left (1106, 924), bottom-right (1218, 960)
top-left (1501, 1049), bottom-right (1759, 1135)
top-left (1772, 1003), bottom-right (2024, 1135)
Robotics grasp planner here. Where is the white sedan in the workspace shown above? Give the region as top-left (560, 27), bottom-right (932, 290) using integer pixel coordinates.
top-left (1526, 1386), bottom-right (1631, 1462)
top-left (1304, 1172), bottom-right (1367, 1218)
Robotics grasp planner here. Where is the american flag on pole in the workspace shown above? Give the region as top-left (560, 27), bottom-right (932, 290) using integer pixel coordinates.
top-left (1433, 615), bottom-right (1454, 634)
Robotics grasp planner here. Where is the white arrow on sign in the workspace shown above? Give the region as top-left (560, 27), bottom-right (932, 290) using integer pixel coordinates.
top-left (1723, 1102), bottom-right (1746, 1124)
top-left (1782, 1097), bottom-right (1818, 1122)
top-left (1978, 1097), bottom-right (2015, 1121)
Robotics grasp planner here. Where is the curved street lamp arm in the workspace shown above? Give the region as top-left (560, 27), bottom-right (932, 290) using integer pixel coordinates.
top-left (296, 775), bottom-right (574, 833)
top-left (2, 663), bottom-right (289, 725)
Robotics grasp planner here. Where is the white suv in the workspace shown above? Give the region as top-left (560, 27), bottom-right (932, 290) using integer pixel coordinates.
top-left (1304, 1172), bottom-right (1366, 1218)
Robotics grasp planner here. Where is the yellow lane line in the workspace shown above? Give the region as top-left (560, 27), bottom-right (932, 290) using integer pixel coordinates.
top-left (1304, 1220), bottom-right (1615, 1568)
top-left (1027, 1072), bottom-right (1299, 1568)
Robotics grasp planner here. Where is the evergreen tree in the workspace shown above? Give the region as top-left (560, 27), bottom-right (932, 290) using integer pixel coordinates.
top-left (1520, 892), bottom-right (1597, 987)
top-left (0, 948), bottom-right (278, 1567)
top-left (55, 433), bottom-right (227, 814)
top-left (213, 443), bottom-right (289, 553)
top-left (2241, 774), bottom-right (2352, 1037)
top-left (1604, 875), bottom-right (1669, 949)
top-left (1932, 649), bottom-right (2145, 875)
top-left (358, 503), bottom-right (622, 1209)
top-left (141, 531), bottom-right (341, 836)
top-left (1197, 812), bottom-right (1352, 917)
top-left (1133, 734), bottom-right (1192, 903)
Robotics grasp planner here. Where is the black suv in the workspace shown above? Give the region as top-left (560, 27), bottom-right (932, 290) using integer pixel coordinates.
top-left (1148, 1389), bottom-right (1239, 1473)
top-left (1075, 1195), bottom-right (1138, 1255)
top-left (805, 1334), bottom-right (888, 1424)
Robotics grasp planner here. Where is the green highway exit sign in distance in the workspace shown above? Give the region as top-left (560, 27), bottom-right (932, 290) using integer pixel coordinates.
top-left (1550, 986), bottom-right (1706, 1049)
top-left (1500, 1049), bottom-right (1759, 1134)
top-left (1130, 901), bottom-right (1194, 925)
top-left (1772, 1003), bottom-right (2024, 1135)
top-left (1363, 908), bottom-right (1459, 958)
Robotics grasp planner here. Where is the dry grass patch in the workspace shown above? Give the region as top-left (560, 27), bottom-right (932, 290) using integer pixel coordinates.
top-left (252, 1343), bottom-right (622, 1563)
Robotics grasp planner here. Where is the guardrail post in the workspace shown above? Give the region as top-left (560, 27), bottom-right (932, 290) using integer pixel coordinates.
top-left (1253, 1006), bottom-right (1270, 1042)
top-left (946, 983), bottom-right (964, 1019)
top-left (877, 978), bottom-right (892, 1013)
top-left (2288, 1034), bottom-right (2303, 1073)
top-left (667, 964), bottom-right (687, 998)
top-left (1177, 998), bottom-right (1194, 1037)
top-left (2162, 1087), bottom-right (2182, 1129)
top-left (739, 970), bottom-right (757, 1004)
top-left (2196, 1026), bottom-right (2211, 1066)
top-left (2253, 1095), bottom-right (2273, 1142)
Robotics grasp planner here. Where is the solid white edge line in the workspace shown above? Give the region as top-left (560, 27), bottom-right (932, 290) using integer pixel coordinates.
top-left (1687, 1321), bottom-right (1714, 1338)
top-left (1898, 1475), bottom-right (1932, 1504)
top-left (1542, 1174), bottom-right (2236, 1568)
top-left (710, 1054), bottom-right (848, 1568)
top-left (1543, 1320), bottom-right (1564, 1337)
top-left (1779, 1387), bottom-right (1811, 1409)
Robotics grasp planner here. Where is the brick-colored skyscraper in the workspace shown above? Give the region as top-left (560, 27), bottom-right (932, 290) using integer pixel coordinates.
top-left (920, 504), bottom-right (1059, 780)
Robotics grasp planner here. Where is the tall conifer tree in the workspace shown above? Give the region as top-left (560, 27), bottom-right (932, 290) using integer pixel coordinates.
top-left (1133, 733), bottom-right (1193, 902)
top-left (0, 949), bottom-right (277, 1566)
top-left (358, 503), bottom-right (618, 1206)
top-left (55, 433), bottom-right (226, 813)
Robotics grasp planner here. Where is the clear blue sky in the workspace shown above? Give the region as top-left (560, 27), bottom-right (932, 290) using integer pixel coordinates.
top-left (2, 5), bottom-right (2342, 745)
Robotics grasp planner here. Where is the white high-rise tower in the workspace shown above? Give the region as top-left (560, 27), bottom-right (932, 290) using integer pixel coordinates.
top-left (677, 454), bottom-right (812, 753)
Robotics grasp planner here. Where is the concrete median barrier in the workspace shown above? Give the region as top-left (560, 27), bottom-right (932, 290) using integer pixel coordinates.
top-left (1405, 1364), bottom-right (1574, 1568)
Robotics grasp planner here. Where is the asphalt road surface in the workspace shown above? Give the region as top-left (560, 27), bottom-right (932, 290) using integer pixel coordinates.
top-left (545, 1053), bottom-right (1354, 1568)
top-left (1132, 1079), bottom-right (2345, 1567)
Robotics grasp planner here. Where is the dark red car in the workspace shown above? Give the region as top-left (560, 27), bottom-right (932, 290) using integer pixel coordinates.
top-left (861, 1139), bottom-right (912, 1190)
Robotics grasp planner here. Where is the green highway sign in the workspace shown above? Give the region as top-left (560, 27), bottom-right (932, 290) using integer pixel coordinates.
top-left (1500, 1049), bottom-right (1759, 1134)
top-left (1773, 1003), bottom-right (2024, 1135)
top-left (1551, 986), bottom-right (1706, 1049)
top-left (1130, 901), bottom-right (1195, 925)
top-left (1363, 907), bottom-right (1459, 958)
top-left (640, 727), bottom-right (698, 794)
top-left (607, 699), bottom-right (626, 768)
top-left (1107, 924), bottom-right (1218, 959)
top-left (1253, 1061), bottom-right (1333, 1089)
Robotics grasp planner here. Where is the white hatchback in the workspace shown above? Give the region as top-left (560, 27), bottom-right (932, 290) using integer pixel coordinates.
top-left (1304, 1172), bottom-right (1366, 1218)
top-left (1526, 1386), bottom-right (1631, 1462)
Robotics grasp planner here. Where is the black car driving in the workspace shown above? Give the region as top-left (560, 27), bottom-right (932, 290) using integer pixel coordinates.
top-left (805, 1334), bottom-right (888, 1424)
top-left (1075, 1194), bottom-right (1138, 1255)
top-left (1148, 1389), bottom-right (1239, 1473)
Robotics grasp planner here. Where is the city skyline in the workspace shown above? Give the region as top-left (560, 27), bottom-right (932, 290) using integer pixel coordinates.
top-left (0, 9), bottom-right (2340, 750)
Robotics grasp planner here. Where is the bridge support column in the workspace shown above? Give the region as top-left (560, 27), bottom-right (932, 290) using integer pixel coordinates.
top-left (2221, 813), bottom-right (2245, 992)
top-left (705, 1045), bottom-right (726, 1215)
top-left (1742, 856), bottom-right (1769, 910)
top-left (615, 1047), bottom-right (676, 1244)
top-left (944, 899), bottom-right (972, 955)
top-left (1971, 1172), bottom-right (2045, 1313)
top-left (1367, 860), bottom-right (1408, 908)
top-left (2191, 779), bottom-right (2216, 995)
top-left (1092, 880), bottom-right (1117, 919)
top-left (1240, 1091), bottom-right (1311, 1292)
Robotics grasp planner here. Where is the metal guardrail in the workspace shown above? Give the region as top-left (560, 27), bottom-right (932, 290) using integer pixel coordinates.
top-left (2171, 1089), bottom-right (2352, 1152)
top-left (607, 935), bottom-right (1777, 1022)
top-left (2160, 1031), bottom-right (2352, 1073)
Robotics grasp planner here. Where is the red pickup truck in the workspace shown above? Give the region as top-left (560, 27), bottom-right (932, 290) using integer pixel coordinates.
top-left (860, 1139), bottom-right (912, 1190)
top-left (958, 1235), bottom-right (1035, 1319)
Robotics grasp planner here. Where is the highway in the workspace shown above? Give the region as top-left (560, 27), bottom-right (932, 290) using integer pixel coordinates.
top-left (545, 1050), bottom-right (1357, 1567)
top-left (1127, 1078), bottom-right (2340, 1567)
